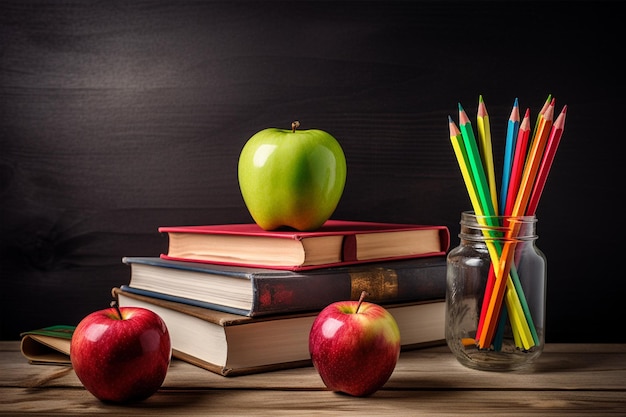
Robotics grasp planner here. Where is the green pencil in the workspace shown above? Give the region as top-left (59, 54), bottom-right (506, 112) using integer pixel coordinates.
top-left (458, 103), bottom-right (496, 218)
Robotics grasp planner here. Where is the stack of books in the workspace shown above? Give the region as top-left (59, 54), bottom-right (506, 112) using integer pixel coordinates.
top-left (115, 219), bottom-right (451, 376)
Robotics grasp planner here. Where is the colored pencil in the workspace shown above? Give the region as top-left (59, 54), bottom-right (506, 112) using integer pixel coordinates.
top-left (526, 105), bottom-right (568, 216)
top-left (476, 268), bottom-right (496, 341)
top-left (448, 116), bottom-right (483, 216)
top-left (493, 305), bottom-right (508, 350)
top-left (531, 94), bottom-right (552, 148)
top-left (476, 96), bottom-right (498, 214)
top-left (452, 110), bottom-right (497, 343)
top-left (458, 103), bottom-right (496, 218)
top-left (504, 109), bottom-right (532, 216)
top-left (500, 98), bottom-right (520, 213)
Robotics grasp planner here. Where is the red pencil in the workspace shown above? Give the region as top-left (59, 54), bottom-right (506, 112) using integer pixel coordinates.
top-left (526, 105), bottom-right (568, 215)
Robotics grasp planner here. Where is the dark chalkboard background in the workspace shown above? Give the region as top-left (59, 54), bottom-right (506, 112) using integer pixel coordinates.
top-left (1, 1), bottom-right (621, 342)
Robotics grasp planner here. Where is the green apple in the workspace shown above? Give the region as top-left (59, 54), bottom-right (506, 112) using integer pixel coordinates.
top-left (238, 121), bottom-right (347, 231)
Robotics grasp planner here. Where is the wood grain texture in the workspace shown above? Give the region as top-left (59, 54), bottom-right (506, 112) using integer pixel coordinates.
top-left (0, 2), bottom-right (623, 341)
top-left (1, 342), bottom-right (625, 415)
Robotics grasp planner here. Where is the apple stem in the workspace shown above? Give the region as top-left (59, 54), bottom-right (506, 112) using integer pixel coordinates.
top-left (110, 300), bottom-right (123, 320)
top-left (291, 120), bottom-right (300, 133)
top-left (355, 291), bottom-right (368, 314)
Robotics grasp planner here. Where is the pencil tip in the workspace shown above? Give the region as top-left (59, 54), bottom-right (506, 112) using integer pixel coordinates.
top-left (448, 115), bottom-right (453, 122)
top-left (514, 97), bottom-right (519, 106)
top-left (458, 102), bottom-right (464, 111)
top-left (479, 95), bottom-right (484, 102)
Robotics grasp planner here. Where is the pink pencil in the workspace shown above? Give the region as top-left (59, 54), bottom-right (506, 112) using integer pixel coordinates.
top-left (526, 105), bottom-right (568, 215)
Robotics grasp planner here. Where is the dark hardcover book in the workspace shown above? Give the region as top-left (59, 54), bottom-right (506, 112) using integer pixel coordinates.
top-left (113, 287), bottom-right (446, 377)
top-left (121, 255), bottom-right (447, 317)
top-left (159, 219), bottom-right (450, 271)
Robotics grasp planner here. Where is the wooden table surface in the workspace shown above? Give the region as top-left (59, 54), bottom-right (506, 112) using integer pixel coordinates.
top-left (1, 341), bottom-right (625, 416)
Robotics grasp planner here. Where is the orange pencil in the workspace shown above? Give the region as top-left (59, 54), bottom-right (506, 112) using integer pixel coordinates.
top-left (530, 94), bottom-right (552, 148)
top-left (526, 105), bottom-right (567, 216)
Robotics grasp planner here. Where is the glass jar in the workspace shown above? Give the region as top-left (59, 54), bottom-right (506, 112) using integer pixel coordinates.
top-left (445, 211), bottom-right (546, 371)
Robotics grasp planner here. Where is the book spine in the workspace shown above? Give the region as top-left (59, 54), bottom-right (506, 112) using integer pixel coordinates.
top-left (249, 259), bottom-right (447, 316)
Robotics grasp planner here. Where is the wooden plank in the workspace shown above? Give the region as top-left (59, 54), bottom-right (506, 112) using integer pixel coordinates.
top-left (1, 388), bottom-right (625, 416)
top-left (3, 342), bottom-right (626, 391)
top-left (0, 342), bottom-right (626, 390)
top-left (2, 342), bottom-right (626, 415)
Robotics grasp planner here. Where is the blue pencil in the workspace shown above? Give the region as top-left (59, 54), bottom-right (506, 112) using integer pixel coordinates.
top-left (499, 98), bottom-right (520, 213)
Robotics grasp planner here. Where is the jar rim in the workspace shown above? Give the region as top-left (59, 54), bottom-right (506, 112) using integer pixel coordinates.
top-left (459, 210), bottom-right (537, 241)
top-left (461, 210), bottom-right (537, 223)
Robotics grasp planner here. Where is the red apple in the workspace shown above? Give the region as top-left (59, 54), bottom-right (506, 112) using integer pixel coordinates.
top-left (70, 301), bottom-right (171, 403)
top-left (308, 291), bottom-right (401, 397)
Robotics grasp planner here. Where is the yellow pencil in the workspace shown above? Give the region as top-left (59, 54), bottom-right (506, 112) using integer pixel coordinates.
top-left (448, 116), bottom-right (483, 216)
top-left (476, 95), bottom-right (498, 215)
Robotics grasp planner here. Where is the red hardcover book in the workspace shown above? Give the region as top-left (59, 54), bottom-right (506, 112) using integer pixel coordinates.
top-left (158, 219), bottom-right (450, 271)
